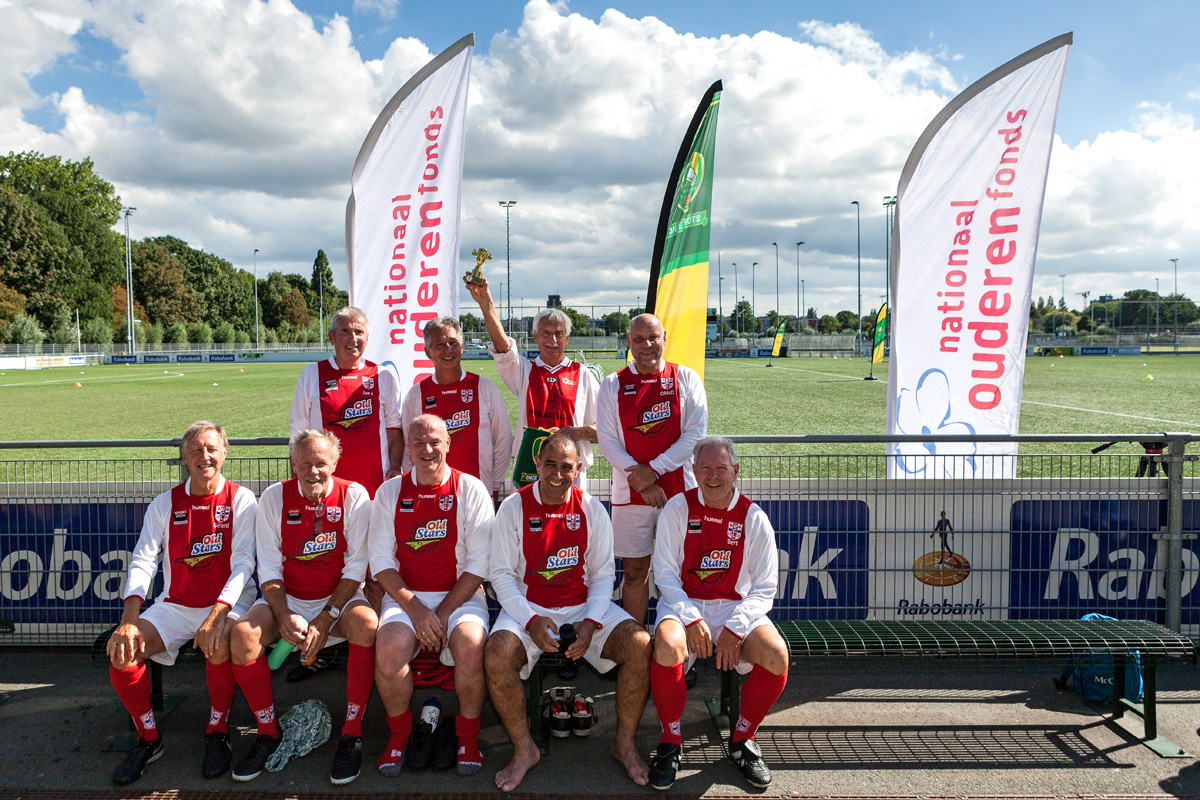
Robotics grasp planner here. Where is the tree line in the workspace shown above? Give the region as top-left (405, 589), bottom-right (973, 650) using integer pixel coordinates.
top-left (0, 151), bottom-right (347, 347)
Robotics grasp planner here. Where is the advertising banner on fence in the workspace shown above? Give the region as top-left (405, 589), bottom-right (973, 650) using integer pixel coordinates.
top-left (887, 34), bottom-right (1071, 479)
top-left (346, 34), bottom-right (473, 394)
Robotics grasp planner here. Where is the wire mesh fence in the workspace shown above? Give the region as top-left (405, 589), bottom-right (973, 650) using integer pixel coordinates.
top-left (1, 435), bottom-right (1196, 645)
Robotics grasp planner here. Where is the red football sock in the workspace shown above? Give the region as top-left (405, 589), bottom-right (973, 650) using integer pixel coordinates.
top-left (231, 655), bottom-right (279, 737)
top-left (110, 663), bottom-right (158, 742)
top-left (342, 643), bottom-right (375, 737)
top-left (205, 659), bottom-right (237, 734)
top-left (731, 664), bottom-right (788, 743)
top-left (456, 712), bottom-right (482, 767)
top-left (378, 710), bottom-right (412, 771)
top-left (650, 659), bottom-right (687, 745)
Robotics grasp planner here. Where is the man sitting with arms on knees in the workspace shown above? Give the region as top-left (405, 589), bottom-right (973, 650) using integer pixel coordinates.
top-left (369, 414), bottom-right (495, 777)
top-left (228, 429), bottom-right (377, 785)
top-left (107, 420), bottom-right (258, 785)
top-left (485, 432), bottom-right (653, 792)
top-left (648, 436), bottom-right (789, 791)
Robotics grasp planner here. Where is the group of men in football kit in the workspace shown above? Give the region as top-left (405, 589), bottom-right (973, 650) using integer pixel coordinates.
top-left (106, 289), bottom-right (789, 792)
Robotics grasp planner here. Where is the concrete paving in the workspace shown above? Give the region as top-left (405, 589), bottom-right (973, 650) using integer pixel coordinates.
top-left (2, 646), bottom-right (1199, 798)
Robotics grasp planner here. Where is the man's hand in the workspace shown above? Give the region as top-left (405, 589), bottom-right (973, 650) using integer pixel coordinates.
top-left (194, 604), bottom-right (230, 660)
top-left (685, 620), bottom-right (714, 660)
top-left (639, 484), bottom-right (668, 508)
top-left (384, 466), bottom-right (404, 481)
top-left (279, 612), bottom-right (308, 648)
top-left (714, 628), bottom-right (743, 671)
top-left (301, 612), bottom-right (332, 662)
top-left (565, 619), bottom-right (596, 660)
top-left (409, 601), bottom-right (448, 651)
top-left (107, 621), bottom-right (144, 665)
top-left (625, 464), bottom-right (658, 493)
top-left (528, 616), bottom-right (559, 654)
top-left (465, 277), bottom-right (494, 308)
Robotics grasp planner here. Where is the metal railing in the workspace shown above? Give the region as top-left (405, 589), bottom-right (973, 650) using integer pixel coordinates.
top-left (1, 434), bottom-right (1197, 645)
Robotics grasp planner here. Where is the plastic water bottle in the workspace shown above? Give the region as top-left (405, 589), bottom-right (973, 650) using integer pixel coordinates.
top-left (267, 617), bottom-right (308, 670)
top-left (420, 697), bottom-right (441, 733)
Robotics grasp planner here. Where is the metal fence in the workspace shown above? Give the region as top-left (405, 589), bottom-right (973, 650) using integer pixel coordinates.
top-left (1, 434), bottom-right (1197, 646)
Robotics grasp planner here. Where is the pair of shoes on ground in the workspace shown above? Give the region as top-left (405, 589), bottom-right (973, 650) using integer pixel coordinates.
top-left (548, 687), bottom-right (594, 738)
top-left (648, 738), bottom-right (771, 791)
top-left (408, 714), bottom-right (458, 771)
top-left (285, 647), bottom-right (339, 683)
top-left (112, 733), bottom-right (234, 785)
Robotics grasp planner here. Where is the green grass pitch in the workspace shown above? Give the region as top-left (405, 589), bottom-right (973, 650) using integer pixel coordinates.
top-left (1, 354), bottom-right (1198, 464)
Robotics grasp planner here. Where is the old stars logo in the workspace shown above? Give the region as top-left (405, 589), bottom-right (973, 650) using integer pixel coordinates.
top-left (406, 519), bottom-right (449, 551)
top-left (177, 531), bottom-right (224, 568)
top-left (294, 529), bottom-right (338, 561)
top-left (628, 401), bottom-right (672, 435)
top-left (689, 549), bottom-right (732, 583)
top-left (332, 398), bottom-right (373, 431)
top-left (536, 545), bottom-right (579, 581)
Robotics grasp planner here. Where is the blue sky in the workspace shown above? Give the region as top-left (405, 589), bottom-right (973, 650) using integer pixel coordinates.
top-left (4, 0), bottom-right (1199, 315)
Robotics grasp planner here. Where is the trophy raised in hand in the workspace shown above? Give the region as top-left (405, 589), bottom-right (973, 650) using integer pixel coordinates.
top-left (466, 248), bottom-right (492, 286)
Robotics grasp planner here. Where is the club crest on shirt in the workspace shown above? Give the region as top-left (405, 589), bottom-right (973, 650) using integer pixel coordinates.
top-left (177, 531), bottom-right (224, 568)
top-left (172, 509), bottom-right (188, 525)
top-left (362, 376), bottom-right (375, 390)
top-left (332, 398), bottom-right (373, 431)
top-left (324, 506), bottom-right (341, 523)
top-left (445, 409), bottom-right (471, 434)
top-left (324, 378), bottom-right (339, 391)
top-left (406, 518), bottom-right (449, 551)
top-left (439, 494), bottom-right (454, 511)
top-left (295, 529), bottom-right (339, 560)
top-left (536, 545), bottom-right (579, 581)
top-left (629, 401), bottom-right (671, 435)
top-left (690, 549), bottom-right (732, 582)
top-left (660, 375), bottom-right (675, 391)
top-left (565, 513), bottom-right (580, 530)
top-left (214, 505), bottom-right (231, 524)
top-left (460, 388), bottom-right (474, 404)
top-left (727, 521), bottom-right (743, 543)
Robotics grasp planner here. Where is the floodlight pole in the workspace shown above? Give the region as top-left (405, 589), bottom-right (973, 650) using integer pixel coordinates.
top-left (123, 207), bottom-right (136, 353)
top-left (1058, 274), bottom-right (1066, 339)
top-left (717, 252), bottom-right (723, 344)
top-left (772, 242), bottom-right (779, 331)
top-left (795, 241), bottom-right (804, 331)
top-left (499, 201), bottom-right (517, 333)
top-left (731, 263), bottom-right (738, 337)
top-left (751, 262), bottom-right (758, 335)
top-left (254, 249), bottom-right (261, 349)
top-left (852, 200), bottom-right (861, 356)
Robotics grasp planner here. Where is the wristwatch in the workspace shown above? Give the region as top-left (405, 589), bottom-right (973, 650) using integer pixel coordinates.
top-left (323, 604), bottom-right (342, 620)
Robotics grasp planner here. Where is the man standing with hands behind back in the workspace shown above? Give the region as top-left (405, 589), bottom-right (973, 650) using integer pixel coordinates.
top-left (597, 314), bottom-right (708, 627)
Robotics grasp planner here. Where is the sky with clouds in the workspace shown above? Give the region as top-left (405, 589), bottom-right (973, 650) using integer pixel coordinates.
top-left (3, 0), bottom-right (1199, 319)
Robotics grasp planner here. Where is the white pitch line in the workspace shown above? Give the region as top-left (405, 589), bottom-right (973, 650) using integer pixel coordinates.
top-left (1021, 399), bottom-right (1198, 427)
top-left (717, 360), bottom-right (863, 381)
top-left (0, 371), bottom-right (187, 388)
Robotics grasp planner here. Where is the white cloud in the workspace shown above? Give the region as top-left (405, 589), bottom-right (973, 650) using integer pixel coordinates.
top-left (3, 0), bottom-right (1198, 316)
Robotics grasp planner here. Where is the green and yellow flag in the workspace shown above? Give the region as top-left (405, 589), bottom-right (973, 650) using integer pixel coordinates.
top-left (771, 321), bottom-right (787, 357)
top-left (645, 80), bottom-right (721, 380)
top-left (872, 303), bottom-right (888, 364)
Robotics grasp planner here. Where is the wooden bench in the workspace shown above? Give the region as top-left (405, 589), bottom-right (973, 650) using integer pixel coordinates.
top-left (712, 619), bottom-right (1195, 758)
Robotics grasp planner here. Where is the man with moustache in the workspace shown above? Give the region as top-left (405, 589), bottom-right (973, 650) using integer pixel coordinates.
top-left (369, 415), bottom-right (494, 777)
top-left (485, 432), bottom-right (652, 793)
top-left (228, 430), bottom-right (377, 785)
top-left (106, 421), bottom-right (258, 785)
top-left (464, 278), bottom-right (600, 485)
top-left (400, 316), bottom-right (512, 500)
top-left (648, 437), bottom-right (789, 791)
top-left (597, 313), bottom-right (708, 627)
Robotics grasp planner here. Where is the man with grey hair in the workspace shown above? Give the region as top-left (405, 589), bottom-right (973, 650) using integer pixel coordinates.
top-left (229, 429), bottom-right (377, 785)
top-left (598, 313), bottom-right (708, 628)
top-left (290, 306), bottom-right (404, 499)
top-left (647, 435), bottom-right (788, 790)
top-left (400, 315), bottom-right (512, 499)
top-left (465, 278), bottom-right (599, 485)
top-left (106, 420), bottom-right (258, 785)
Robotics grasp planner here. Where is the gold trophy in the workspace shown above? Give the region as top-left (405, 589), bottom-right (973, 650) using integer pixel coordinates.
top-left (466, 248), bottom-right (492, 286)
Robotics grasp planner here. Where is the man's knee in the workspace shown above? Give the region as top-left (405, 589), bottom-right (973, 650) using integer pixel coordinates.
top-left (343, 603), bottom-right (378, 646)
top-left (652, 622), bottom-right (687, 666)
top-left (484, 631), bottom-right (525, 674)
top-left (608, 619), bottom-right (651, 666)
top-left (375, 623), bottom-right (416, 674)
top-left (450, 624), bottom-right (486, 670)
top-left (621, 557), bottom-right (651, 582)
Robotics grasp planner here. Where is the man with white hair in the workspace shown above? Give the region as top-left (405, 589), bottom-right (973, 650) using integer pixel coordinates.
top-left (369, 414), bottom-right (494, 777)
top-left (290, 306), bottom-right (404, 498)
top-left (597, 313), bottom-right (708, 627)
top-left (400, 315), bottom-right (512, 499)
top-left (106, 420), bottom-right (257, 785)
top-left (648, 436), bottom-right (788, 791)
top-left (465, 278), bottom-right (599, 484)
top-left (228, 429), bottom-right (376, 785)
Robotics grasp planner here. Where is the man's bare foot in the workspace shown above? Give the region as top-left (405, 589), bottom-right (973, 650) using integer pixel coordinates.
top-left (612, 739), bottom-right (650, 786)
top-left (495, 744), bottom-right (540, 793)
